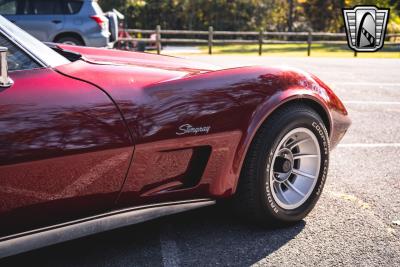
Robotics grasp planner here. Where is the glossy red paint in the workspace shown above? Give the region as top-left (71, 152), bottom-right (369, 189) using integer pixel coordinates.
top-left (57, 44), bottom-right (219, 73)
top-left (1, 44), bottom-right (350, 238)
top-left (117, 131), bottom-right (243, 206)
top-left (0, 68), bottom-right (133, 236)
top-left (55, 46), bottom-right (350, 209)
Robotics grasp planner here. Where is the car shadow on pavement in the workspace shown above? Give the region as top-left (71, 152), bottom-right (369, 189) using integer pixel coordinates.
top-left (1, 204), bottom-right (305, 267)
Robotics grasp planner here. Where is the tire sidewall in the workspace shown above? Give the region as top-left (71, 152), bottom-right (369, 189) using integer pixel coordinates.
top-left (58, 37), bottom-right (82, 46)
top-left (261, 111), bottom-right (329, 222)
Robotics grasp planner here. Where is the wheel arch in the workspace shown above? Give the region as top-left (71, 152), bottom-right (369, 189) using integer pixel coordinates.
top-left (295, 98), bottom-right (331, 136)
top-left (53, 32), bottom-right (86, 46)
top-left (231, 96), bottom-right (332, 195)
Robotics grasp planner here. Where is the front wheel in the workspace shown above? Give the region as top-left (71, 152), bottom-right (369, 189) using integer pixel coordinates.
top-left (234, 104), bottom-right (330, 225)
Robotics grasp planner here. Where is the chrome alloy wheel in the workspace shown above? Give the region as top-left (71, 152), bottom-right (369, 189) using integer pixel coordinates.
top-left (268, 128), bottom-right (321, 210)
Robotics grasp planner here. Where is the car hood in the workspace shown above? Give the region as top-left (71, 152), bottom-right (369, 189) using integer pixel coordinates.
top-left (56, 44), bottom-right (220, 75)
top-left (54, 46), bottom-right (224, 106)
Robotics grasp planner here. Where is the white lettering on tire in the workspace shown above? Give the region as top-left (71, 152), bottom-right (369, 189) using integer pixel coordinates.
top-left (266, 151), bottom-right (279, 213)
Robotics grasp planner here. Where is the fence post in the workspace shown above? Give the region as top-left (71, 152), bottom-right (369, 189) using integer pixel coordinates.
top-left (208, 26), bottom-right (213, 55)
top-left (258, 29), bottom-right (263, 56)
top-left (307, 30), bottom-right (312, 57)
top-left (156, 25), bottom-right (161, 55)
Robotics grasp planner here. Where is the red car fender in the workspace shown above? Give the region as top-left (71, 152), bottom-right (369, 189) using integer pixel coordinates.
top-left (55, 56), bottom-right (350, 201)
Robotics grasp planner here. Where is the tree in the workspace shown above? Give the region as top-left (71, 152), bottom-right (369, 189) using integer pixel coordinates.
top-left (287, 0), bottom-right (295, 31)
top-left (98, 0), bottom-right (400, 33)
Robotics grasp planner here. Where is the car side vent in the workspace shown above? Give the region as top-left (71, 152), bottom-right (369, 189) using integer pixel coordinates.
top-left (181, 146), bottom-right (212, 188)
top-left (139, 146), bottom-right (212, 196)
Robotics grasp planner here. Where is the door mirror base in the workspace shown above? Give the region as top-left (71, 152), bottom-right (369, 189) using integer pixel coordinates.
top-left (0, 47), bottom-right (14, 88)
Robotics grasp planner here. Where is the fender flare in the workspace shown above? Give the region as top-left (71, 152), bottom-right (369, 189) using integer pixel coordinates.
top-left (230, 90), bottom-right (332, 194)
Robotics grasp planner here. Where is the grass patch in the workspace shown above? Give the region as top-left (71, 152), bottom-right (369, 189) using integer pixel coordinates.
top-left (169, 43), bottom-right (400, 58)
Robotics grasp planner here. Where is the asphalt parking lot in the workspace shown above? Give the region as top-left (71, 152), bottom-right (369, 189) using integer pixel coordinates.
top-left (2, 56), bottom-right (399, 267)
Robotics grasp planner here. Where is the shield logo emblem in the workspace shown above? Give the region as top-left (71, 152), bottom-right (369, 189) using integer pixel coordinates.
top-left (343, 6), bottom-right (390, 52)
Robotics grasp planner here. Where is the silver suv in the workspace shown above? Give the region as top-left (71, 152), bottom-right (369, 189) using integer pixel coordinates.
top-left (0, 0), bottom-right (118, 47)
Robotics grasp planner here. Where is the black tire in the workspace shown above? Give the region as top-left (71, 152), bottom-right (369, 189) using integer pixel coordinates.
top-left (233, 103), bottom-right (330, 225)
top-left (56, 36), bottom-right (84, 46)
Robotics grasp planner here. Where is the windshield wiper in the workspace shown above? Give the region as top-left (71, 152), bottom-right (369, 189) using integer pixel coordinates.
top-left (45, 42), bottom-right (82, 62)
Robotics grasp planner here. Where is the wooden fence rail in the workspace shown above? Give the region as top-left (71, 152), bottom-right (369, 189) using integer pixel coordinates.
top-left (121, 26), bottom-right (400, 57)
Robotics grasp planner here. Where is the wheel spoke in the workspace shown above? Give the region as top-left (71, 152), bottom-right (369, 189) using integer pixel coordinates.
top-left (285, 181), bottom-right (305, 197)
top-left (268, 127), bottom-right (322, 210)
top-left (286, 137), bottom-right (310, 150)
top-left (292, 169), bottom-right (317, 180)
top-left (293, 153), bottom-right (319, 160)
top-left (277, 184), bottom-right (290, 203)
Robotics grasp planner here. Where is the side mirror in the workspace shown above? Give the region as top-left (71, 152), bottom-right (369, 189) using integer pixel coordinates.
top-left (0, 47), bottom-right (14, 88)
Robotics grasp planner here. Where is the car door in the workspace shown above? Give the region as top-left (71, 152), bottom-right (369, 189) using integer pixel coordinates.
top-left (0, 33), bottom-right (134, 237)
top-left (10, 0), bottom-right (65, 42)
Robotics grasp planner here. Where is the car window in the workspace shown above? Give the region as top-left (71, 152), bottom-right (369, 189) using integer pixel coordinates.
top-left (0, 32), bottom-right (40, 71)
top-left (0, 0), bottom-right (17, 15)
top-left (65, 0), bottom-right (82, 15)
top-left (27, 0), bottom-right (62, 15)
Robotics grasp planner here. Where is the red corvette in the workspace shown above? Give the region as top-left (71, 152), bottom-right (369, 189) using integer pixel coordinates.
top-left (0, 16), bottom-right (350, 257)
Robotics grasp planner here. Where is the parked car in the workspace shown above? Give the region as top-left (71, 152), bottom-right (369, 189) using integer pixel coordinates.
top-left (0, 0), bottom-right (118, 47)
top-left (0, 15), bottom-right (350, 258)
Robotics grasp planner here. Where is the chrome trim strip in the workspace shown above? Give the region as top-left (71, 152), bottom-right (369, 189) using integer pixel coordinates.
top-left (0, 199), bottom-right (215, 258)
top-left (0, 28), bottom-right (48, 68)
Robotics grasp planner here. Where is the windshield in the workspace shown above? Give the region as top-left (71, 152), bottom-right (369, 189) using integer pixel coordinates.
top-left (0, 16), bottom-right (70, 67)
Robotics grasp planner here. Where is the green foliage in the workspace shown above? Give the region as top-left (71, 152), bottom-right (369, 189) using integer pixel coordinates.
top-left (98, 0), bottom-right (400, 32)
top-left (345, 0), bottom-right (400, 32)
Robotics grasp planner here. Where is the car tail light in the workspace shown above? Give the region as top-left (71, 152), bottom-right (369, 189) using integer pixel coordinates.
top-left (90, 15), bottom-right (107, 29)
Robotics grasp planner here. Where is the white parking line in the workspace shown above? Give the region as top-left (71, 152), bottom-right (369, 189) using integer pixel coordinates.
top-left (343, 101), bottom-right (400, 105)
top-left (338, 143), bottom-right (400, 148)
top-left (160, 224), bottom-right (181, 267)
